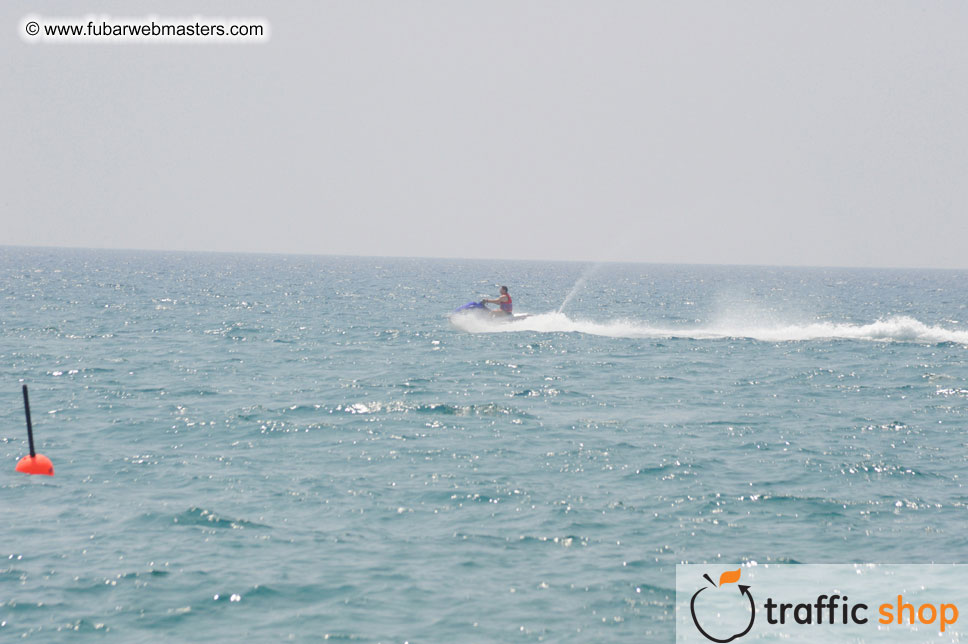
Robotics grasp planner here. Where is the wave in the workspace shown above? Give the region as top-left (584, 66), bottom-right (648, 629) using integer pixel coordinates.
top-left (449, 312), bottom-right (968, 344)
top-left (170, 507), bottom-right (271, 530)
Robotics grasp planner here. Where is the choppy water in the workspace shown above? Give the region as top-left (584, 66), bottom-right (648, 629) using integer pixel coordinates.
top-left (2, 247), bottom-right (968, 642)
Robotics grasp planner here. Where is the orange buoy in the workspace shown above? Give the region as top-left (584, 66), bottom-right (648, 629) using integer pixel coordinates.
top-left (16, 453), bottom-right (54, 476)
top-left (15, 385), bottom-right (54, 476)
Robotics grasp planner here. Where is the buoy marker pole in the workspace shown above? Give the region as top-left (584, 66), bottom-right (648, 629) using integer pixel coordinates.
top-left (23, 385), bottom-right (35, 458)
top-left (15, 384), bottom-right (54, 476)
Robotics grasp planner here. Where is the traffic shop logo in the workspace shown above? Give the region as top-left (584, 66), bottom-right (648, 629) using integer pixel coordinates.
top-left (689, 569), bottom-right (755, 643)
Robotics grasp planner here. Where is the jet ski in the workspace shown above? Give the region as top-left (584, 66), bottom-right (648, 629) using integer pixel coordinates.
top-left (452, 301), bottom-right (530, 321)
top-left (454, 301), bottom-right (488, 312)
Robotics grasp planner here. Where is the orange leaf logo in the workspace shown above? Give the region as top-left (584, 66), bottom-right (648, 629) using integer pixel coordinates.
top-left (718, 569), bottom-right (741, 586)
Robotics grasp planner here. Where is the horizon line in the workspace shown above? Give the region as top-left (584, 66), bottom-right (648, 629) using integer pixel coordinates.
top-left (2, 243), bottom-right (966, 273)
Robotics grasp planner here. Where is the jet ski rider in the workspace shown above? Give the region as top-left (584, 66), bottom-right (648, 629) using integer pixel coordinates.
top-left (483, 286), bottom-right (512, 317)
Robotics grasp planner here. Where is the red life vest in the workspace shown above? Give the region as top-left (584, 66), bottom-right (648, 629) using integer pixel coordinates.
top-left (500, 294), bottom-right (512, 313)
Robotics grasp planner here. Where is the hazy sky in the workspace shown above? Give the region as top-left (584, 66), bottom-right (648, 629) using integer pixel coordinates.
top-left (4, 1), bottom-right (967, 268)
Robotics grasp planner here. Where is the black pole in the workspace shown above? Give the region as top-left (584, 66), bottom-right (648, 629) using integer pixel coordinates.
top-left (22, 385), bottom-right (35, 458)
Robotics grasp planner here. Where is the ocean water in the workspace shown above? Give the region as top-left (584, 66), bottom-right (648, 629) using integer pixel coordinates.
top-left (2, 246), bottom-right (968, 642)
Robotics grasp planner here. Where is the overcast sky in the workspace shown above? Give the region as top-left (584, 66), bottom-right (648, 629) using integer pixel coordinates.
top-left (3, 1), bottom-right (967, 268)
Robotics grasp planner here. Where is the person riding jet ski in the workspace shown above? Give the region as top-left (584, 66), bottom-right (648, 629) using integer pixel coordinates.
top-left (482, 286), bottom-right (512, 317)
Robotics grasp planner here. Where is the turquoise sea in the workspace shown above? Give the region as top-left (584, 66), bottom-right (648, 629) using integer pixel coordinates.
top-left (3, 246), bottom-right (968, 642)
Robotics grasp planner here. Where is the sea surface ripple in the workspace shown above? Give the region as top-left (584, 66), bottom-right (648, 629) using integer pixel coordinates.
top-left (2, 248), bottom-right (968, 642)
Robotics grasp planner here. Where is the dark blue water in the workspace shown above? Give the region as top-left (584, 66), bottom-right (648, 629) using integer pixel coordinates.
top-left (2, 247), bottom-right (968, 642)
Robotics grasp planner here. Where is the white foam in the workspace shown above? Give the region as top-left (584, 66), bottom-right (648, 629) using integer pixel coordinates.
top-left (449, 312), bottom-right (968, 345)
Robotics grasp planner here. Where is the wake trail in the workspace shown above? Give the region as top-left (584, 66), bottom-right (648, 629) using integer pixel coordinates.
top-left (449, 313), bottom-right (968, 345)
